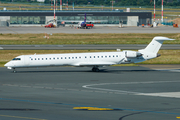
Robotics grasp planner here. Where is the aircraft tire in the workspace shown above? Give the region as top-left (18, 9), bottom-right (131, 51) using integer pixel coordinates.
top-left (12, 68), bottom-right (16, 73)
top-left (95, 68), bottom-right (99, 72)
top-left (92, 67), bottom-right (99, 72)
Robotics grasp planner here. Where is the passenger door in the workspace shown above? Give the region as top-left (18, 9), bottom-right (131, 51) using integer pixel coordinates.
top-left (24, 55), bottom-right (29, 66)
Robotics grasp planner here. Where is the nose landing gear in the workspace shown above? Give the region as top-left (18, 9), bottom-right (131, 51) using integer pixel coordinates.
top-left (13, 68), bottom-right (16, 73)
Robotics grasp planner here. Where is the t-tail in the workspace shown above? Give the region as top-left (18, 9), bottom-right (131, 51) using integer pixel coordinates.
top-left (84, 13), bottom-right (86, 23)
top-left (138, 36), bottom-right (175, 60)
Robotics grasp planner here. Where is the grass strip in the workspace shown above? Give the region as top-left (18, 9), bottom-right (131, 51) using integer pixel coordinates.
top-left (0, 33), bottom-right (180, 45)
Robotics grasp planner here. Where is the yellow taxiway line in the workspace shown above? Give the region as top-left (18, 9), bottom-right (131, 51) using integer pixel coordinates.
top-left (73, 107), bottom-right (114, 111)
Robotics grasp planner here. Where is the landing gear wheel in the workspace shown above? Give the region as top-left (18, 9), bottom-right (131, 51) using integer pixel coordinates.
top-left (13, 68), bottom-right (16, 73)
top-left (92, 67), bottom-right (99, 72)
top-left (95, 68), bottom-right (99, 72)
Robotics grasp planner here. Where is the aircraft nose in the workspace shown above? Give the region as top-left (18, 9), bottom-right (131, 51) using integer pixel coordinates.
top-left (4, 62), bottom-right (12, 67)
top-left (4, 62), bottom-right (9, 67)
top-left (4, 62), bottom-right (13, 69)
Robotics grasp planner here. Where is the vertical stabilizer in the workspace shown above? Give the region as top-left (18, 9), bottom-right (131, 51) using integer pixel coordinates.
top-left (142, 36), bottom-right (174, 53)
top-left (84, 13), bottom-right (86, 23)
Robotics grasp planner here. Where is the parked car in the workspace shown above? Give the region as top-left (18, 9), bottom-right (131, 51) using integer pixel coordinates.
top-left (44, 23), bottom-right (55, 28)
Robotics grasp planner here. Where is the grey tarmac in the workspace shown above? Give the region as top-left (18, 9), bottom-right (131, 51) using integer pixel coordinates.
top-left (0, 44), bottom-right (179, 50)
top-left (0, 66), bottom-right (180, 120)
top-left (0, 26), bottom-right (180, 34)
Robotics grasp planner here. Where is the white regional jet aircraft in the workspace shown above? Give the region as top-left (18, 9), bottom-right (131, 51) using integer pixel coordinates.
top-left (4, 36), bottom-right (174, 73)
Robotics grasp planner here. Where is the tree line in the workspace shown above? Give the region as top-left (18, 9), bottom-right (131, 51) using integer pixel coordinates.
top-left (1, 0), bottom-right (180, 6)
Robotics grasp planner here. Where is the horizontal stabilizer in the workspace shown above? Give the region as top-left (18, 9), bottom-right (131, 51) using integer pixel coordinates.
top-left (153, 36), bottom-right (175, 41)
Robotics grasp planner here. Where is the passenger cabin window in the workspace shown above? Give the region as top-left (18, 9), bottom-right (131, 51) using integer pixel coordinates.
top-left (61, 57), bottom-right (63, 59)
top-left (76, 57), bottom-right (77, 59)
top-left (42, 58), bottom-right (43, 60)
top-left (79, 57), bottom-right (81, 59)
top-left (98, 56), bottom-right (99, 58)
top-left (57, 57), bottom-right (59, 59)
top-left (38, 58), bottom-right (40, 60)
top-left (46, 58), bottom-right (47, 60)
top-left (94, 56), bottom-right (95, 58)
top-left (53, 58), bottom-right (55, 60)
top-left (31, 58), bottom-right (33, 60)
top-left (116, 55), bottom-right (118, 57)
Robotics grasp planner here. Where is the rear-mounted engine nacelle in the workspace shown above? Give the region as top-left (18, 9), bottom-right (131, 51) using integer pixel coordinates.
top-left (124, 51), bottom-right (142, 58)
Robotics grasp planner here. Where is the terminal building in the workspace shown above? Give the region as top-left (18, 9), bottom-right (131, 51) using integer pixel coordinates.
top-left (0, 10), bottom-right (152, 27)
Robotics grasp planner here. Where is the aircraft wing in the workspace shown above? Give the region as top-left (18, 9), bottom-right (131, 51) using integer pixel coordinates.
top-left (73, 62), bottom-right (116, 67)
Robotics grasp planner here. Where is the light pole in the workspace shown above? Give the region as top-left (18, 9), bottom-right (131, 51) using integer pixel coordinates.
top-left (56, 0), bottom-right (57, 10)
top-left (162, 0), bottom-right (163, 22)
top-left (154, 0), bottom-right (155, 21)
top-left (73, 2), bottom-right (74, 11)
top-left (54, 0), bottom-right (55, 20)
top-left (66, 0), bottom-right (68, 10)
top-left (110, 1), bottom-right (115, 10)
top-left (51, 0), bottom-right (53, 10)
top-left (60, 0), bottom-right (62, 11)
top-left (54, 0), bottom-right (56, 27)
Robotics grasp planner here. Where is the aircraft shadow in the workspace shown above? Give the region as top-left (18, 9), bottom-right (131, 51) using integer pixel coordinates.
top-left (14, 69), bottom-right (156, 73)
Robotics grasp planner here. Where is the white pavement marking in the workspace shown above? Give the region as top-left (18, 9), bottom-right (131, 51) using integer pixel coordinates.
top-left (0, 47), bottom-right (3, 49)
top-left (169, 70), bottom-right (180, 72)
top-left (156, 69), bottom-right (180, 72)
top-left (2, 81), bottom-right (180, 98)
top-left (82, 81), bottom-right (180, 98)
top-left (136, 92), bottom-right (180, 98)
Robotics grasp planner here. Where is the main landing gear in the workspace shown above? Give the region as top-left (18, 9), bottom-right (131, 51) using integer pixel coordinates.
top-left (92, 67), bottom-right (99, 72)
top-left (13, 68), bottom-right (16, 73)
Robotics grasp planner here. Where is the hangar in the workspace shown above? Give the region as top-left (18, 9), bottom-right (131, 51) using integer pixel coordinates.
top-left (0, 10), bottom-right (152, 27)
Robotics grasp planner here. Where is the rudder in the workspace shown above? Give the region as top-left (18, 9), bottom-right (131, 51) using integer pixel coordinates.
top-left (142, 36), bottom-right (174, 53)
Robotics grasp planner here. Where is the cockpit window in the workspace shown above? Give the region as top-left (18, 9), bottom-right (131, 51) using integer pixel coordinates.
top-left (12, 58), bottom-right (21, 61)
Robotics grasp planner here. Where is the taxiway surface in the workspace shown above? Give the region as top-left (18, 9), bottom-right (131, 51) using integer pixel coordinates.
top-left (0, 26), bottom-right (179, 34)
top-left (0, 66), bottom-right (180, 120)
top-left (1, 44), bottom-right (180, 50)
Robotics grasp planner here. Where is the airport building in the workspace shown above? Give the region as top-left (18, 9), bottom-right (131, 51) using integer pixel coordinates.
top-left (0, 10), bottom-right (152, 27)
